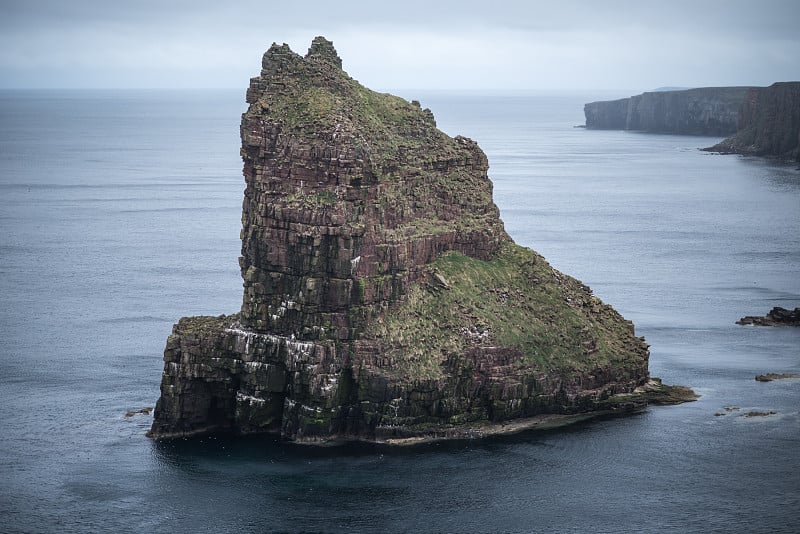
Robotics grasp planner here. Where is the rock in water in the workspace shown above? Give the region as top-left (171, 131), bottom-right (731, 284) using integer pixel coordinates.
top-left (148, 37), bottom-right (654, 443)
top-left (737, 307), bottom-right (800, 327)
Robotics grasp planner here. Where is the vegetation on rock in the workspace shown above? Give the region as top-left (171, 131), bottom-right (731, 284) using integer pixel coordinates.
top-left (149, 37), bottom-right (690, 444)
top-left (361, 243), bottom-right (647, 381)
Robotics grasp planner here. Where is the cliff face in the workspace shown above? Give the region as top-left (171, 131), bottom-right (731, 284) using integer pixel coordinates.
top-left (585, 87), bottom-right (752, 135)
top-left (149, 37), bottom-right (655, 444)
top-left (705, 82), bottom-right (800, 162)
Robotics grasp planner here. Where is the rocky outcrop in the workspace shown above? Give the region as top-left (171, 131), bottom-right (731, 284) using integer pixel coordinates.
top-left (705, 82), bottom-right (800, 162)
top-left (148, 37), bottom-right (669, 444)
top-left (755, 373), bottom-right (800, 382)
top-left (737, 307), bottom-right (800, 327)
top-left (585, 87), bottom-right (752, 135)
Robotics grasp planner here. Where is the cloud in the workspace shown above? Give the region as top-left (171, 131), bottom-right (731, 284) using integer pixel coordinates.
top-left (332, 24), bottom-right (800, 92)
top-left (1, 1), bottom-right (798, 90)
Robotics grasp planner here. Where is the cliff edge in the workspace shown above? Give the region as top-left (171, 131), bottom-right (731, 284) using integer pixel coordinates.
top-left (149, 37), bottom-right (675, 444)
top-left (585, 87), bottom-right (752, 135)
top-left (705, 82), bottom-right (800, 162)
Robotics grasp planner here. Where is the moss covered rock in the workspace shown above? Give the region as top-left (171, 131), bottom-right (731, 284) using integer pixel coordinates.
top-left (150, 37), bottom-right (668, 444)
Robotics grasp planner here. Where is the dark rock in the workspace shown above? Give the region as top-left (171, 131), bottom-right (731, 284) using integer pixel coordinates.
top-left (585, 97), bottom-right (630, 130)
top-left (599, 377), bottom-right (698, 408)
top-left (584, 87), bottom-right (752, 135)
top-left (149, 37), bottom-right (689, 444)
top-left (125, 407), bottom-right (153, 418)
top-left (755, 373), bottom-right (800, 382)
top-left (743, 411), bottom-right (777, 418)
top-left (705, 82), bottom-right (800, 162)
top-left (736, 307), bottom-right (800, 327)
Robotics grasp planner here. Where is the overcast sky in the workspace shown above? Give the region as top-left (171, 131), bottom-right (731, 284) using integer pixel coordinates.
top-left (2, 0), bottom-right (798, 93)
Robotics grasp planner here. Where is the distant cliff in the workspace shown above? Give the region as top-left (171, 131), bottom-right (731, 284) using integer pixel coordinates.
top-left (585, 87), bottom-right (752, 135)
top-left (705, 82), bottom-right (800, 162)
top-left (148, 37), bottom-right (693, 445)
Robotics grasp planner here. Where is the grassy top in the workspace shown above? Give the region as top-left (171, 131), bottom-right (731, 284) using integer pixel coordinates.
top-left (248, 43), bottom-right (462, 171)
top-left (173, 314), bottom-right (239, 337)
top-left (362, 243), bottom-right (648, 382)
top-left (245, 39), bottom-right (508, 249)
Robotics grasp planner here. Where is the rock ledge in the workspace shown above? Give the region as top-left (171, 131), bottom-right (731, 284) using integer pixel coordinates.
top-left (737, 307), bottom-right (800, 327)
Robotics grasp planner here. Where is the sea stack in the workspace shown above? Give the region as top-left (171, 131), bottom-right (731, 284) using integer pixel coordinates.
top-left (149, 37), bottom-right (657, 444)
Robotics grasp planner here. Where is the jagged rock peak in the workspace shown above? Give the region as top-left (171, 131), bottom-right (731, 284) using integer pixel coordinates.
top-left (260, 42), bottom-right (301, 73)
top-left (258, 36), bottom-right (343, 76)
top-left (306, 36), bottom-right (342, 68)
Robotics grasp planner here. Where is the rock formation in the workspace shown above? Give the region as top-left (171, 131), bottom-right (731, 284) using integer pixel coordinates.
top-left (737, 307), bottom-right (800, 327)
top-left (705, 82), bottom-right (800, 162)
top-left (148, 37), bottom-right (676, 444)
top-left (584, 87), bottom-right (752, 135)
top-left (755, 373), bottom-right (800, 382)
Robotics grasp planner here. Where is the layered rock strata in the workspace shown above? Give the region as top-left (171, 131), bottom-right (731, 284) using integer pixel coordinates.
top-left (149, 37), bottom-right (660, 444)
top-left (584, 87), bottom-right (752, 135)
top-left (705, 82), bottom-right (800, 162)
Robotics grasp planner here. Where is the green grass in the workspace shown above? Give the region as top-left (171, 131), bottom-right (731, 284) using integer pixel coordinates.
top-left (283, 189), bottom-right (338, 209)
top-left (249, 55), bottom-right (455, 171)
top-left (361, 243), bottom-right (647, 383)
top-left (245, 45), bottom-right (648, 388)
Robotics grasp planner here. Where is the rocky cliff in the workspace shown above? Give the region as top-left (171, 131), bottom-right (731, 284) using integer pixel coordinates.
top-left (705, 82), bottom-right (800, 162)
top-left (585, 87), bottom-right (752, 135)
top-left (148, 37), bottom-right (670, 444)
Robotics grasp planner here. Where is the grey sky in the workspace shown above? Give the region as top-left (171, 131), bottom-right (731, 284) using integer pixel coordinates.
top-left (2, 0), bottom-right (798, 92)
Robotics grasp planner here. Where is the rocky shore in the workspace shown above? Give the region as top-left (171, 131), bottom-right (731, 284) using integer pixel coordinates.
top-left (737, 307), bottom-right (800, 327)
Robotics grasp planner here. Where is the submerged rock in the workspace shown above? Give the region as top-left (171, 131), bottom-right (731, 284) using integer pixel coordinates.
top-left (149, 37), bottom-right (685, 444)
top-left (125, 407), bottom-right (153, 418)
top-left (742, 411), bottom-right (777, 418)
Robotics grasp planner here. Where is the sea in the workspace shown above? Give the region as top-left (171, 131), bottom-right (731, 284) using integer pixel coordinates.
top-left (1, 88), bottom-right (798, 533)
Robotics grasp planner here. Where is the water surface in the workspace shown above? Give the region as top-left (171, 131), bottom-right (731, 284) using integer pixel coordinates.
top-left (1, 90), bottom-right (798, 533)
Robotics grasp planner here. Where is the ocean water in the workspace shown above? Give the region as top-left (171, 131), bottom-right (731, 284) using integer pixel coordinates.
top-left (1, 89), bottom-right (798, 533)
